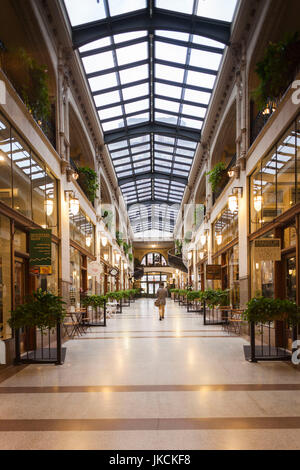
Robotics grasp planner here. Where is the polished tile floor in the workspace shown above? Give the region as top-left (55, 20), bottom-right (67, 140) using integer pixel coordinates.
top-left (1, 298), bottom-right (300, 450)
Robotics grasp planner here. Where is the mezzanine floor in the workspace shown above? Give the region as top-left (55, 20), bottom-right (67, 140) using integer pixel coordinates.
top-left (1, 298), bottom-right (300, 450)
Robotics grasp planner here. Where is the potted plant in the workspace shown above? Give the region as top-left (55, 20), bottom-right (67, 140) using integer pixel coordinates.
top-left (253, 31), bottom-right (300, 110)
top-left (243, 297), bottom-right (300, 325)
top-left (116, 231), bottom-right (123, 247)
top-left (175, 239), bottom-right (183, 256)
top-left (77, 166), bottom-right (99, 204)
top-left (206, 162), bottom-right (227, 193)
top-left (8, 289), bottom-right (65, 333)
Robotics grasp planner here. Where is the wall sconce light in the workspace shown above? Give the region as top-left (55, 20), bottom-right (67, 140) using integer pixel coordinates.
top-left (44, 198), bottom-right (54, 216)
top-left (228, 194), bottom-right (238, 213)
top-left (216, 234), bottom-right (222, 246)
top-left (254, 195), bottom-right (262, 213)
top-left (176, 269), bottom-right (179, 275)
top-left (101, 236), bottom-right (108, 247)
top-left (262, 101), bottom-right (276, 116)
top-left (200, 234), bottom-right (206, 246)
top-left (70, 196), bottom-right (80, 216)
top-left (228, 169), bottom-right (235, 178)
top-left (104, 253), bottom-right (109, 262)
top-left (124, 263), bottom-right (128, 270)
top-left (188, 251), bottom-right (193, 261)
top-left (199, 251), bottom-right (204, 260)
top-left (86, 235), bottom-right (92, 247)
top-left (115, 253), bottom-right (121, 263)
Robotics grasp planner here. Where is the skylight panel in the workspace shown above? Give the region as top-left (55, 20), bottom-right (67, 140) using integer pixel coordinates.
top-left (155, 135), bottom-right (175, 145)
top-left (192, 35), bottom-right (225, 50)
top-left (196, 0), bottom-right (238, 22)
top-left (180, 117), bottom-right (202, 130)
top-left (181, 103), bottom-right (206, 119)
top-left (94, 90), bottom-right (120, 108)
top-left (155, 0), bottom-right (194, 15)
top-left (155, 113), bottom-right (178, 125)
top-left (114, 31), bottom-right (148, 44)
top-left (177, 139), bottom-right (197, 149)
top-left (155, 30), bottom-right (190, 42)
top-left (89, 73), bottom-right (118, 92)
top-left (156, 41), bottom-right (187, 64)
top-left (130, 136), bottom-right (150, 145)
top-left (184, 88), bottom-right (211, 105)
top-left (123, 83), bottom-right (149, 101)
top-left (189, 49), bottom-right (222, 71)
top-left (116, 42), bottom-right (148, 67)
top-left (155, 82), bottom-right (182, 100)
top-left (155, 98), bottom-right (180, 114)
top-left (186, 70), bottom-right (216, 88)
top-left (98, 105), bottom-right (122, 121)
top-left (108, 140), bottom-right (128, 151)
top-left (102, 119), bottom-right (125, 132)
top-left (119, 64), bottom-right (148, 84)
top-left (124, 98), bottom-right (149, 115)
top-left (156, 63), bottom-right (185, 83)
top-left (155, 144), bottom-right (173, 153)
top-left (79, 38), bottom-right (111, 53)
top-left (127, 113), bottom-right (150, 126)
top-left (64, 0), bottom-right (106, 26)
top-left (82, 51), bottom-right (114, 74)
top-left (108, 0), bottom-right (147, 17)
top-left (132, 144), bottom-right (151, 154)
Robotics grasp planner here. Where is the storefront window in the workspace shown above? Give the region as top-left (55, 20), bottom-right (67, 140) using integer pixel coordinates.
top-left (12, 130), bottom-right (32, 219)
top-left (32, 153), bottom-right (47, 228)
top-left (251, 232), bottom-right (274, 298)
top-left (70, 209), bottom-right (95, 255)
top-left (0, 215), bottom-right (12, 340)
top-left (70, 246), bottom-right (81, 308)
top-left (212, 204), bottom-right (238, 253)
top-left (250, 118), bottom-right (299, 233)
top-left (0, 116), bottom-right (12, 207)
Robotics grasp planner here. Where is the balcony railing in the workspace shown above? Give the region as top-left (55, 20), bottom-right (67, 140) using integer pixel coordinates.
top-left (250, 109), bottom-right (274, 146)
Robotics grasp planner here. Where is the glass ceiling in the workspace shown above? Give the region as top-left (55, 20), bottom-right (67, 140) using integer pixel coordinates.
top-left (64, 0), bottom-right (238, 234)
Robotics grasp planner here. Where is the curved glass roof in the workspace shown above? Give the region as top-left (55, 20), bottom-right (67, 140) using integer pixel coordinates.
top-left (64, 0), bottom-right (238, 235)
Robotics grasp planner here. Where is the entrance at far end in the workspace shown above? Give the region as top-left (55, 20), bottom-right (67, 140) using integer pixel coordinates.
top-left (140, 273), bottom-right (169, 298)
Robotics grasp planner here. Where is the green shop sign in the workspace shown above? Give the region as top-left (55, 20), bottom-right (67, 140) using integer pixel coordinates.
top-left (29, 229), bottom-right (52, 267)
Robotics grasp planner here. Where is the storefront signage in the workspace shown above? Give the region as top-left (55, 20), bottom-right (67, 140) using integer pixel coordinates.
top-left (254, 238), bottom-right (281, 261)
top-left (88, 261), bottom-right (102, 276)
top-left (109, 267), bottom-right (119, 277)
top-left (29, 229), bottom-right (52, 269)
top-left (206, 264), bottom-right (222, 280)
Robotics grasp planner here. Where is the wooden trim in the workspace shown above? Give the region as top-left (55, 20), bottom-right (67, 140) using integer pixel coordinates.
top-left (212, 237), bottom-right (238, 260)
top-left (248, 203), bottom-right (300, 242)
top-left (70, 239), bottom-right (96, 260)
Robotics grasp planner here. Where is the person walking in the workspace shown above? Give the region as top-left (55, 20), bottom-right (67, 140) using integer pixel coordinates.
top-left (156, 282), bottom-right (168, 321)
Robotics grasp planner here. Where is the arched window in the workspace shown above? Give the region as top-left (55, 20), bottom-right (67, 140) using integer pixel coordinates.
top-left (141, 252), bottom-right (167, 267)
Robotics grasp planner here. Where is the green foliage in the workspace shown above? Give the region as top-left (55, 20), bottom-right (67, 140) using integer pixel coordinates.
top-left (5, 48), bottom-right (51, 123)
top-left (187, 290), bottom-right (202, 301)
top-left (81, 295), bottom-right (106, 308)
top-left (201, 288), bottom-right (230, 307)
top-left (8, 289), bottom-right (66, 331)
top-left (128, 253), bottom-right (133, 262)
top-left (243, 296), bottom-right (300, 325)
top-left (116, 231), bottom-right (123, 247)
top-left (175, 239), bottom-right (182, 255)
top-left (123, 242), bottom-right (131, 255)
top-left (102, 210), bottom-right (113, 229)
top-left (253, 32), bottom-right (300, 109)
top-left (77, 167), bottom-right (99, 204)
top-left (206, 162), bottom-right (227, 192)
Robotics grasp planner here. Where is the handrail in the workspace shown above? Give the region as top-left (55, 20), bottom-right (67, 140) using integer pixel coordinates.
top-left (167, 248), bottom-right (188, 273)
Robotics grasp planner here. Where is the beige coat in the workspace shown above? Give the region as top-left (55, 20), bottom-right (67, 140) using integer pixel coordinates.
top-left (156, 288), bottom-right (168, 306)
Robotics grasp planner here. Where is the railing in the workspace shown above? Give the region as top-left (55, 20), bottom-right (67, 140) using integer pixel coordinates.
top-left (84, 301), bottom-right (107, 327)
top-left (245, 321), bottom-right (297, 362)
top-left (250, 109), bottom-right (274, 146)
top-left (134, 266), bottom-right (144, 280)
top-left (167, 249), bottom-right (188, 273)
top-left (212, 154), bottom-right (236, 205)
top-left (15, 322), bottom-right (64, 365)
top-left (203, 303), bottom-right (229, 326)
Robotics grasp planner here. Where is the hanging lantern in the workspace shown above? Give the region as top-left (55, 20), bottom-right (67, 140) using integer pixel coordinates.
top-left (69, 196), bottom-right (80, 216)
top-left (44, 198), bottom-right (54, 216)
top-left (228, 194), bottom-right (238, 213)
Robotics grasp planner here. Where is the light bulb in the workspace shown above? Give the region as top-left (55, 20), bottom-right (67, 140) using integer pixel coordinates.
top-left (115, 253), bottom-right (121, 263)
top-left (86, 235), bottom-right (92, 247)
top-left (69, 196), bottom-right (80, 216)
top-left (44, 198), bottom-right (54, 216)
top-left (124, 263), bottom-right (128, 269)
top-left (101, 236), bottom-right (108, 247)
top-left (216, 234), bottom-right (222, 246)
top-left (199, 252), bottom-right (204, 260)
top-left (228, 194), bottom-right (238, 213)
top-left (104, 254), bottom-right (109, 261)
top-left (200, 234), bottom-right (206, 245)
top-left (254, 195), bottom-right (262, 213)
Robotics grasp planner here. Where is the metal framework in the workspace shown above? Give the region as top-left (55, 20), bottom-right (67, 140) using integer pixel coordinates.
top-left (64, 0), bottom-right (236, 233)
